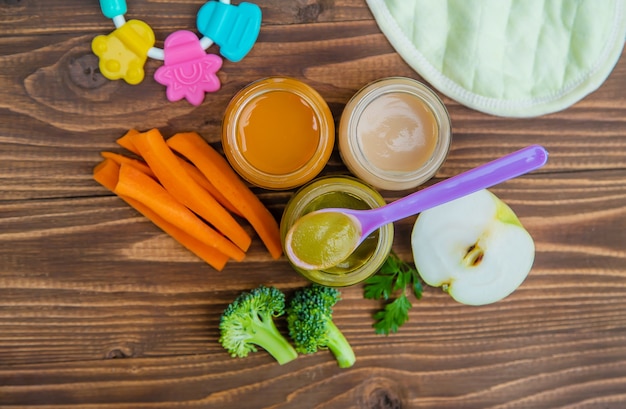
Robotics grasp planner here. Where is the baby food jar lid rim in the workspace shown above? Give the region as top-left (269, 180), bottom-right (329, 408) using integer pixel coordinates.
top-left (230, 76), bottom-right (326, 101)
top-left (288, 175), bottom-right (388, 211)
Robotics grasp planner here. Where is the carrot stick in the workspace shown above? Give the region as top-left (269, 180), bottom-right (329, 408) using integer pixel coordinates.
top-left (100, 151), bottom-right (234, 216)
top-left (167, 131), bottom-right (283, 259)
top-left (116, 130), bottom-right (242, 216)
top-left (177, 158), bottom-right (243, 217)
top-left (129, 129), bottom-right (251, 252)
top-left (114, 129), bottom-right (241, 216)
top-left (116, 129), bottom-right (141, 155)
top-left (116, 129), bottom-right (244, 225)
top-left (112, 162), bottom-right (246, 262)
top-left (93, 159), bottom-right (230, 270)
top-left (100, 151), bottom-right (155, 177)
top-left (93, 159), bottom-right (126, 193)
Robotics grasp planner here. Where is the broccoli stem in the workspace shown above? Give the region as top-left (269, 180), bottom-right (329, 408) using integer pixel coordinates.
top-left (251, 316), bottom-right (298, 365)
top-left (325, 320), bottom-right (356, 368)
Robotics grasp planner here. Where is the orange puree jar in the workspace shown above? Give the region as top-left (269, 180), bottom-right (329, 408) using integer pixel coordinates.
top-left (339, 77), bottom-right (452, 191)
top-left (222, 77), bottom-right (335, 190)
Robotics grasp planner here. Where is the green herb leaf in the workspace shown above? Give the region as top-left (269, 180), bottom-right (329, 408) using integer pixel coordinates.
top-left (412, 274), bottom-right (423, 300)
top-left (364, 252), bottom-right (423, 335)
top-left (363, 274), bottom-right (395, 300)
top-left (372, 294), bottom-right (412, 335)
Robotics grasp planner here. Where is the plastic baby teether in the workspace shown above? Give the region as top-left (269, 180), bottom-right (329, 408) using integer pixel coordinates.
top-left (92, 19), bottom-right (155, 85)
top-left (92, 0), bottom-right (262, 104)
top-left (154, 30), bottom-right (223, 106)
top-left (196, 1), bottom-right (262, 62)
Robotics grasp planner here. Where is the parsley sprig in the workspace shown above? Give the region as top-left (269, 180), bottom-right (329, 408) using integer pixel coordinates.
top-left (363, 252), bottom-right (423, 335)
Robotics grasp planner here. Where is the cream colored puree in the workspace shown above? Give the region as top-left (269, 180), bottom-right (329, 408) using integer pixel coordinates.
top-left (356, 92), bottom-right (438, 172)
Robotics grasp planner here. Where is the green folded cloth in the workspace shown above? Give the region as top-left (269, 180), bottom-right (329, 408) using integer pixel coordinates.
top-left (366, 0), bottom-right (626, 117)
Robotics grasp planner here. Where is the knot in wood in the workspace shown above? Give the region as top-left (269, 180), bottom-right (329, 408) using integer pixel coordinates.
top-left (106, 347), bottom-right (133, 359)
top-left (367, 387), bottom-right (403, 409)
top-left (297, 4), bottom-right (321, 22)
top-left (68, 54), bottom-right (108, 89)
top-left (296, 0), bottom-right (333, 23)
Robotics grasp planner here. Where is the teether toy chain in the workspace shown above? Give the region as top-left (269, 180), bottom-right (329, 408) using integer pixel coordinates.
top-left (92, 0), bottom-right (262, 106)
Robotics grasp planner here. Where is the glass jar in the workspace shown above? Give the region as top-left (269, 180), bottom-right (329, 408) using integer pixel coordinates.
top-left (222, 77), bottom-right (335, 190)
top-left (280, 176), bottom-right (394, 287)
top-left (339, 77), bottom-right (452, 191)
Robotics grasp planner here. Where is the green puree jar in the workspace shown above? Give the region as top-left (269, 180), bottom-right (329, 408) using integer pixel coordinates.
top-left (280, 176), bottom-right (394, 287)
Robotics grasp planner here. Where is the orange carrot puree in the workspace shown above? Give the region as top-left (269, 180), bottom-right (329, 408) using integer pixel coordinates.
top-left (236, 91), bottom-right (319, 175)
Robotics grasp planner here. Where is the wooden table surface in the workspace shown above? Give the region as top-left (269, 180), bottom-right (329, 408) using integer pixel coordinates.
top-left (2, 1), bottom-right (626, 408)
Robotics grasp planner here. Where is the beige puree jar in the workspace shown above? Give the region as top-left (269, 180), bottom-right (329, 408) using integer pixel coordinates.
top-left (338, 77), bottom-right (452, 191)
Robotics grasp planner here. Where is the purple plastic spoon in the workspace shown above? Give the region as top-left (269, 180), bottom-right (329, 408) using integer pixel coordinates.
top-left (285, 144), bottom-right (549, 270)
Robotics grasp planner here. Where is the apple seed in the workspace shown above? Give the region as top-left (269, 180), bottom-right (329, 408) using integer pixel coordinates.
top-left (464, 243), bottom-right (484, 267)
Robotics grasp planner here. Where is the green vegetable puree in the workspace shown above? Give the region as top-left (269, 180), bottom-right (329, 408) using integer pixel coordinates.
top-left (300, 191), bottom-right (378, 274)
top-left (289, 212), bottom-right (359, 269)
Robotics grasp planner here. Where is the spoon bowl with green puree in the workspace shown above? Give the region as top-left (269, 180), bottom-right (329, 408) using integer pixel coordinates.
top-left (285, 145), bottom-right (548, 271)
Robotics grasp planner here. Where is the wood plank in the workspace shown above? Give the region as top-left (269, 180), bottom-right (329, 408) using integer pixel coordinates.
top-left (0, 0), bottom-right (374, 35)
top-left (1, 332), bottom-right (625, 408)
top-left (1, 171), bottom-right (625, 366)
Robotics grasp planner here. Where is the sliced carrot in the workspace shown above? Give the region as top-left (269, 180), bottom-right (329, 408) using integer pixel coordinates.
top-left (177, 158), bottom-right (243, 217)
top-left (93, 159), bottom-right (230, 270)
top-left (115, 131), bottom-right (242, 217)
top-left (93, 158), bottom-right (123, 192)
top-left (128, 129), bottom-right (252, 252)
top-left (100, 151), bottom-right (155, 177)
top-left (116, 128), bottom-right (141, 155)
top-left (113, 162), bottom-right (246, 262)
top-left (167, 131), bottom-right (283, 260)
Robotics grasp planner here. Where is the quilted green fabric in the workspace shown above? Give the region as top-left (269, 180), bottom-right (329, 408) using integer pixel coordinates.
top-left (366, 0), bottom-right (626, 117)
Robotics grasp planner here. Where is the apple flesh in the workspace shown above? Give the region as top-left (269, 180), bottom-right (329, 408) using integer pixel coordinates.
top-left (411, 189), bottom-right (534, 305)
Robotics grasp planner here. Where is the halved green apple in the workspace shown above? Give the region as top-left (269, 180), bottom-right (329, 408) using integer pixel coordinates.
top-left (411, 189), bottom-right (534, 305)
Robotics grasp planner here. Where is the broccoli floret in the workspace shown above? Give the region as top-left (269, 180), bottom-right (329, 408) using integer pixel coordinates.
top-left (219, 285), bottom-right (298, 365)
top-left (286, 284), bottom-right (356, 368)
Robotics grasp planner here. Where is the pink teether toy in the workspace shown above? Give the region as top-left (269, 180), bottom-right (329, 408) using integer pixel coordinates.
top-left (154, 30), bottom-right (223, 106)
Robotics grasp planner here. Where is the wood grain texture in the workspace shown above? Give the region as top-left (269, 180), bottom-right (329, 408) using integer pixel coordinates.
top-left (1, 0), bottom-right (625, 408)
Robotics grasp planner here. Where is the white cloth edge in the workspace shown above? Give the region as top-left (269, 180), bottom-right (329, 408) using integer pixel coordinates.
top-left (365, 0), bottom-right (626, 117)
